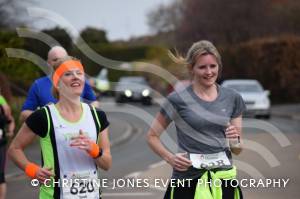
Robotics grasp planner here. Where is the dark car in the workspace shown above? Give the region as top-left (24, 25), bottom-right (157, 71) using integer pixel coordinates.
top-left (115, 76), bottom-right (152, 105)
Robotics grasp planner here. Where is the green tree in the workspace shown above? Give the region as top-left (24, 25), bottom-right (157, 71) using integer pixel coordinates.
top-left (0, 31), bottom-right (40, 88)
top-left (24, 26), bottom-right (73, 61)
top-left (80, 27), bottom-right (108, 45)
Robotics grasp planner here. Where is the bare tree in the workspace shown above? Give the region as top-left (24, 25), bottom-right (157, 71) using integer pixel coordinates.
top-left (147, 0), bottom-right (183, 34)
top-left (177, 0), bottom-right (272, 48)
top-left (0, 0), bottom-right (32, 28)
top-left (147, 0), bottom-right (300, 49)
top-left (270, 0), bottom-right (300, 35)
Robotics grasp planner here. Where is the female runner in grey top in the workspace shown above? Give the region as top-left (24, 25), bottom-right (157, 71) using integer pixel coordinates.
top-left (147, 40), bottom-right (245, 199)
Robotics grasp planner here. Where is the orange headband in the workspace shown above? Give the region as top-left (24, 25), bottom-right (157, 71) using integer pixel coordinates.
top-left (52, 60), bottom-right (84, 88)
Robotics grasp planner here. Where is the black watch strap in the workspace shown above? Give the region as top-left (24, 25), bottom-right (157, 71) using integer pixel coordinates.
top-left (94, 148), bottom-right (103, 159)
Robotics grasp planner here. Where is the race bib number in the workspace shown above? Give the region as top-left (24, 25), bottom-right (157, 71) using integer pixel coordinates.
top-left (190, 151), bottom-right (231, 169)
top-left (62, 170), bottom-right (100, 199)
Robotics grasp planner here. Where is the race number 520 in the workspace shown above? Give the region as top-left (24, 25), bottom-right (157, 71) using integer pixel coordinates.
top-left (70, 181), bottom-right (95, 195)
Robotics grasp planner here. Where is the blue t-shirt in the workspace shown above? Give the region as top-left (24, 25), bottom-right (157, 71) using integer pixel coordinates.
top-left (22, 76), bottom-right (97, 111)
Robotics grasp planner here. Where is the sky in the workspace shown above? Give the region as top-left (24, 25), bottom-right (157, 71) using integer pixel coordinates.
top-left (29, 0), bottom-right (173, 41)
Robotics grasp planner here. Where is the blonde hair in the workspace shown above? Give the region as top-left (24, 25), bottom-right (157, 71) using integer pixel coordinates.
top-left (51, 56), bottom-right (82, 99)
top-left (169, 40), bottom-right (222, 76)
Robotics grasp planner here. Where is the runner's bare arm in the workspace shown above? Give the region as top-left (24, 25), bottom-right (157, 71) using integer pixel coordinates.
top-left (19, 110), bottom-right (33, 124)
top-left (94, 128), bottom-right (112, 170)
top-left (226, 115), bottom-right (243, 155)
top-left (2, 104), bottom-right (15, 137)
top-left (147, 112), bottom-right (192, 171)
top-left (8, 123), bottom-right (38, 171)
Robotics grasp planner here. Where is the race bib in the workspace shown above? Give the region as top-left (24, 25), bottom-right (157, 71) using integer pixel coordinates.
top-left (62, 170), bottom-right (100, 199)
top-left (190, 151), bottom-right (231, 169)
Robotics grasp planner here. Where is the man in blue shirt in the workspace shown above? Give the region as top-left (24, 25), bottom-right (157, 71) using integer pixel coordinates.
top-left (20, 46), bottom-right (98, 123)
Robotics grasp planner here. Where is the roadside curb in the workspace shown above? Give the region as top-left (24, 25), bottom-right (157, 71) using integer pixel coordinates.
top-left (5, 117), bottom-right (134, 181)
top-left (271, 111), bottom-right (300, 121)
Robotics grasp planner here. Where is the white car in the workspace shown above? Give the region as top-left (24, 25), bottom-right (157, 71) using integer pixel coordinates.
top-left (93, 69), bottom-right (111, 96)
top-left (221, 79), bottom-right (271, 119)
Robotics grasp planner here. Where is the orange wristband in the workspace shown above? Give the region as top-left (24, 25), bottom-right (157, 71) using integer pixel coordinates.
top-left (89, 142), bottom-right (100, 158)
top-left (25, 162), bottom-right (40, 178)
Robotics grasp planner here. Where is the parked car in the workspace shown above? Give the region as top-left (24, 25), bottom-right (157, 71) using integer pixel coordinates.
top-left (221, 79), bottom-right (271, 119)
top-left (93, 69), bottom-right (111, 97)
top-left (115, 76), bottom-right (152, 105)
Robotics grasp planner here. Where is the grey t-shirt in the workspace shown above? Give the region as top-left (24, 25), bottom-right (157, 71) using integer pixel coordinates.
top-left (160, 84), bottom-right (246, 179)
